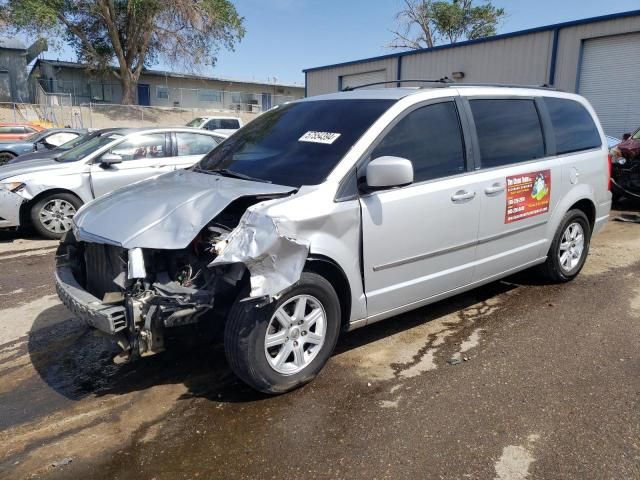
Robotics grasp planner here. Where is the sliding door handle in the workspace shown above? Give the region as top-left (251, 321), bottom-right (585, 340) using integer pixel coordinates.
top-left (484, 183), bottom-right (506, 195)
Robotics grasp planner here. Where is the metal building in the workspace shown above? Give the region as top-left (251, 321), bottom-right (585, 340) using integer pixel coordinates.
top-left (303, 10), bottom-right (640, 138)
top-left (0, 37), bottom-right (47, 103)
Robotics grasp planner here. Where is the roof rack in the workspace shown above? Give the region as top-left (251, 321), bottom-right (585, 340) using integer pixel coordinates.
top-left (341, 77), bottom-right (454, 91)
top-left (450, 83), bottom-right (562, 91)
top-left (342, 79), bottom-right (562, 92)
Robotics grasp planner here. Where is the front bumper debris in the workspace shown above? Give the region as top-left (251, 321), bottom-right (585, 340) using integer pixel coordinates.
top-left (55, 265), bottom-right (127, 335)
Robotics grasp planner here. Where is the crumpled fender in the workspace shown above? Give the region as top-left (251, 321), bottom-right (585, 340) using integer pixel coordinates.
top-left (210, 207), bottom-right (310, 298)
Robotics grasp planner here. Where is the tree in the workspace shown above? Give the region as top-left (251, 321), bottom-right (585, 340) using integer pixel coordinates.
top-left (3, 0), bottom-right (245, 104)
top-left (390, 0), bottom-right (505, 49)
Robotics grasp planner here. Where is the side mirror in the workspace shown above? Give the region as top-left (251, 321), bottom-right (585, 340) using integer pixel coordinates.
top-left (100, 153), bottom-right (123, 166)
top-left (365, 156), bottom-right (414, 190)
top-left (623, 133), bottom-right (631, 141)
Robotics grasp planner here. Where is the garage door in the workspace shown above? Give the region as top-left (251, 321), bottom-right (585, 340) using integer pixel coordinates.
top-left (578, 33), bottom-right (640, 138)
top-left (341, 70), bottom-right (387, 90)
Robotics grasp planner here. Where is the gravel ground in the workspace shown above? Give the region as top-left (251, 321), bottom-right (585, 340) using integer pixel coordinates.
top-left (0, 204), bottom-right (639, 480)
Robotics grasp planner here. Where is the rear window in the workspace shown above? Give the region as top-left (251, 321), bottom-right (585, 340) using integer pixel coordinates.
top-left (470, 99), bottom-right (545, 168)
top-left (544, 97), bottom-right (601, 154)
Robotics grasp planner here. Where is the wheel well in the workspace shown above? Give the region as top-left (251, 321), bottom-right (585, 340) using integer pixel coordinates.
top-left (19, 189), bottom-right (84, 227)
top-left (569, 199), bottom-right (596, 232)
top-left (305, 256), bottom-right (352, 330)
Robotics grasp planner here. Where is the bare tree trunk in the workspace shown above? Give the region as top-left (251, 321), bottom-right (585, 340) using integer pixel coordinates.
top-left (119, 71), bottom-right (136, 105)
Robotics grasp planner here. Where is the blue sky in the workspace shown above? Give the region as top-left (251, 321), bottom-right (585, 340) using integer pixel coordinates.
top-left (22, 0), bottom-right (640, 85)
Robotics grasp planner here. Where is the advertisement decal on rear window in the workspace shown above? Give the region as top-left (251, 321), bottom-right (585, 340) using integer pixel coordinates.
top-left (505, 170), bottom-right (551, 224)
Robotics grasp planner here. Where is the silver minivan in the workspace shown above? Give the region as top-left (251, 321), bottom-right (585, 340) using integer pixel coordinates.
top-left (55, 86), bottom-right (612, 393)
top-left (0, 128), bottom-right (224, 238)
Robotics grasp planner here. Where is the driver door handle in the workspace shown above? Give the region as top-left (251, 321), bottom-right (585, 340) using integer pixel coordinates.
top-left (484, 183), bottom-right (506, 195)
top-left (451, 190), bottom-right (476, 203)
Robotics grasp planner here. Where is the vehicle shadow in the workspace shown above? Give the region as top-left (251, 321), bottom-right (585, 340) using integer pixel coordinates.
top-left (27, 279), bottom-right (521, 407)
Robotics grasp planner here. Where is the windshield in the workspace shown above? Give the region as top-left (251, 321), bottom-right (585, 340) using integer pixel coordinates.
top-left (23, 131), bottom-right (47, 143)
top-left (57, 132), bottom-right (91, 151)
top-left (196, 99), bottom-right (395, 186)
top-left (186, 118), bottom-right (207, 128)
top-left (56, 133), bottom-right (123, 162)
top-left (633, 128), bottom-right (640, 140)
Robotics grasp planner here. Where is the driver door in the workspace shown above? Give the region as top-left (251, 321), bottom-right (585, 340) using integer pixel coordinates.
top-left (90, 132), bottom-right (172, 198)
top-left (359, 99), bottom-right (482, 318)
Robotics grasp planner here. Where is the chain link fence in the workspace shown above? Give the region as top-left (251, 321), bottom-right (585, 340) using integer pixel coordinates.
top-left (0, 101), bottom-right (263, 129)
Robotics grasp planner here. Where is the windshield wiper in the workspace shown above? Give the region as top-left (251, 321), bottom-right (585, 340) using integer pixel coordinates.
top-left (198, 167), bottom-right (272, 184)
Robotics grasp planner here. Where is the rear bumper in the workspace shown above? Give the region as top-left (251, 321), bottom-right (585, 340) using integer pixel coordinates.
top-left (55, 264), bottom-right (127, 335)
top-left (0, 189), bottom-right (24, 228)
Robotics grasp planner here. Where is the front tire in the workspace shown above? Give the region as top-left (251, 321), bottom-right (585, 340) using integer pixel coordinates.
top-left (224, 271), bottom-right (341, 394)
top-left (30, 193), bottom-right (83, 239)
top-left (539, 209), bottom-right (591, 282)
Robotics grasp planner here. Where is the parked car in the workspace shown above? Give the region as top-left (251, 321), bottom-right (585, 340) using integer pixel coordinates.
top-left (0, 128), bottom-right (86, 165)
top-left (7, 128), bottom-right (122, 164)
top-left (186, 116), bottom-right (243, 136)
top-left (0, 123), bottom-right (46, 141)
top-left (0, 128), bottom-right (225, 238)
top-left (610, 127), bottom-right (640, 199)
top-left (55, 86), bottom-right (611, 394)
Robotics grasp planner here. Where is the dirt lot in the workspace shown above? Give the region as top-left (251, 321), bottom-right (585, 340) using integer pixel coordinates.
top-left (0, 206), bottom-right (639, 480)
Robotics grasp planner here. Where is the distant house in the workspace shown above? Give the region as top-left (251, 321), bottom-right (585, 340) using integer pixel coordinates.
top-left (29, 59), bottom-right (304, 112)
top-left (0, 37), bottom-right (47, 102)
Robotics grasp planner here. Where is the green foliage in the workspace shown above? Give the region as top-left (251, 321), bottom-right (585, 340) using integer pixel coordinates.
top-left (1, 0), bottom-right (245, 103)
top-left (391, 0), bottom-right (506, 49)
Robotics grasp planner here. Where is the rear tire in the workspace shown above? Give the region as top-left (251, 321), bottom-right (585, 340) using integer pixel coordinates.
top-left (224, 271), bottom-right (341, 394)
top-left (0, 152), bottom-right (16, 166)
top-left (30, 192), bottom-right (83, 240)
top-left (539, 209), bottom-right (591, 283)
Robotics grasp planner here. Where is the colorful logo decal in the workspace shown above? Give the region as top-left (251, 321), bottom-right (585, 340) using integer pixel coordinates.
top-left (505, 169), bottom-right (551, 224)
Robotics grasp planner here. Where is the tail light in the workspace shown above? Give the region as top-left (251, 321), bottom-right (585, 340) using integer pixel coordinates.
top-left (607, 153), bottom-right (612, 192)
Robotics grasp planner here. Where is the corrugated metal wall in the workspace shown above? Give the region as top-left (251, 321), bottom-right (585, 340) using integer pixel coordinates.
top-left (401, 31), bottom-right (553, 86)
top-left (305, 57), bottom-right (398, 95)
top-left (305, 14), bottom-right (640, 97)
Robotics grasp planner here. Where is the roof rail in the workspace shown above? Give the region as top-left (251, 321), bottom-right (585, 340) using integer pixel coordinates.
top-left (341, 77), bottom-right (454, 91)
top-left (446, 83), bottom-right (562, 91)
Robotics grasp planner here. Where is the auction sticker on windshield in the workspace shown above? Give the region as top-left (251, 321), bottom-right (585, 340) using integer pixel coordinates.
top-left (299, 131), bottom-right (342, 144)
top-left (505, 170), bottom-right (551, 224)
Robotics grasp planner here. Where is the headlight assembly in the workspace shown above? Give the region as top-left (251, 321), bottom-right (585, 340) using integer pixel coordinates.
top-left (0, 182), bottom-right (25, 192)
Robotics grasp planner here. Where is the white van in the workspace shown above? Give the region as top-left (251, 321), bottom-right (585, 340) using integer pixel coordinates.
top-left (186, 116), bottom-right (243, 136)
top-left (57, 84), bottom-right (612, 393)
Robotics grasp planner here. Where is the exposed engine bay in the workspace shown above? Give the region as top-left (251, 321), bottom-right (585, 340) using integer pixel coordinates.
top-left (57, 195), bottom-right (301, 363)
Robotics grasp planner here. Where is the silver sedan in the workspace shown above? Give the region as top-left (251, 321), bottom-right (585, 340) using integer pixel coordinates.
top-left (0, 127), bottom-right (225, 238)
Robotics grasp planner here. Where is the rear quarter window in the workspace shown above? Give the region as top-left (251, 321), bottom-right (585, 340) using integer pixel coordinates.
top-left (544, 97), bottom-right (601, 154)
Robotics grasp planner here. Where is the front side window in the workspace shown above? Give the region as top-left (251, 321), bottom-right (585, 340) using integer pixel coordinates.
top-left (46, 132), bottom-right (79, 147)
top-left (108, 134), bottom-right (167, 161)
top-left (370, 101), bottom-right (466, 183)
top-left (176, 133), bottom-right (220, 156)
top-left (470, 99), bottom-right (545, 168)
top-left (197, 99), bottom-right (395, 187)
top-left (544, 97), bottom-right (601, 154)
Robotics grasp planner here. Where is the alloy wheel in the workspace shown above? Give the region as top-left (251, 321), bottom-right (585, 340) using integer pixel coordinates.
top-left (39, 198), bottom-right (77, 234)
top-left (558, 222), bottom-right (585, 273)
top-left (264, 294), bottom-right (327, 375)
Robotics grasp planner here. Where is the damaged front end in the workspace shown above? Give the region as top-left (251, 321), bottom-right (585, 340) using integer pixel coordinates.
top-left (612, 139), bottom-right (640, 199)
top-left (55, 192), bottom-right (310, 363)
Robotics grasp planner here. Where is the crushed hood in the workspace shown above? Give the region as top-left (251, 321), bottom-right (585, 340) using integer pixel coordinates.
top-left (73, 169), bottom-right (295, 250)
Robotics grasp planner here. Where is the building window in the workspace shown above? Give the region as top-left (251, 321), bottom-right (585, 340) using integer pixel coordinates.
top-left (157, 86), bottom-right (169, 99)
top-left (198, 89), bottom-right (222, 102)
